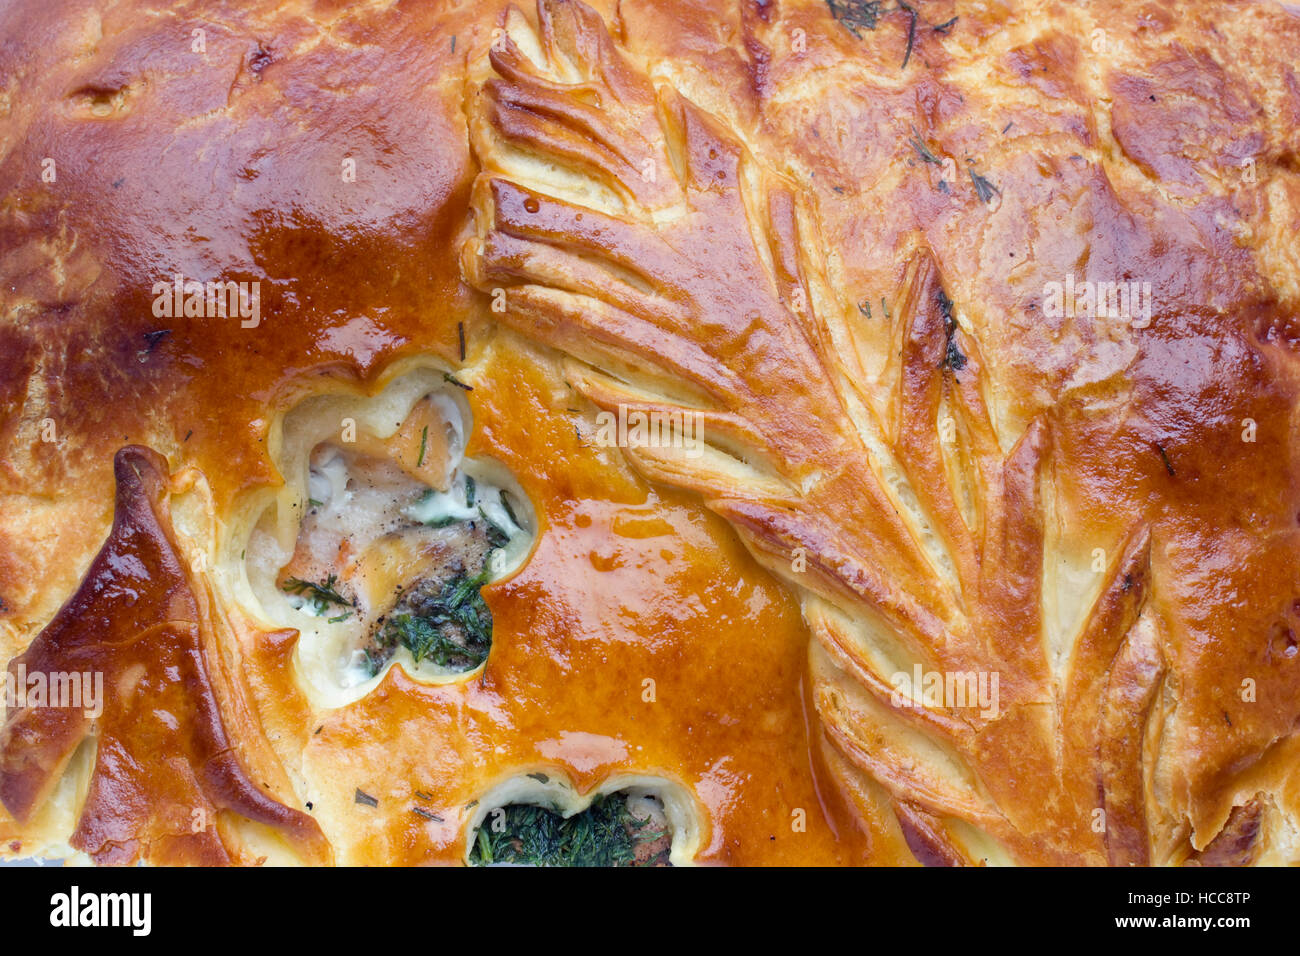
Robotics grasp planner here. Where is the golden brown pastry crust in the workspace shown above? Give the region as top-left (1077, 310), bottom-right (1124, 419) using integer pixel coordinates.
top-left (1, 0), bottom-right (1299, 865)
top-left (1, 447), bottom-right (330, 864)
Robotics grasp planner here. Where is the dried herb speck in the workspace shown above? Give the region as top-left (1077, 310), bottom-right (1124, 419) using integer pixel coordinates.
top-left (908, 126), bottom-right (942, 165)
top-left (899, 2), bottom-right (918, 68)
top-left (1153, 442), bottom-right (1176, 477)
top-left (938, 289), bottom-right (967, 373)
top-left (826, 0), bottom-right (883, 38)
top-left (969, 167), bottom-right (1000, 203)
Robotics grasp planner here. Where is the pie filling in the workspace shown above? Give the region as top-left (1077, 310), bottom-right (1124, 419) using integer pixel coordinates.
top-left (279, 440), bottom-right (527, 681)
top-left (243, 372), bottom-right (534, 698)
top-left (469, 790), bottom-right (674, 867)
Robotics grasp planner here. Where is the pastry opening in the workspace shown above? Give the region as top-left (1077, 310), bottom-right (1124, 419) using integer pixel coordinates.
top-left (240, 366), bottom-right (536, 706)
top-left (464, 773), bottom-right (700, 867)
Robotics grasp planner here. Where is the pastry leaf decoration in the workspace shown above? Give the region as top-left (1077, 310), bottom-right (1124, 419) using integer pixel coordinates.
top-left (462, 0), bottom-right (1167, 865)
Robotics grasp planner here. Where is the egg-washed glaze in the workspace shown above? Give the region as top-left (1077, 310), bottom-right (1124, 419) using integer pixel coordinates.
top-left (1, 0), bottom-right (1299, 865)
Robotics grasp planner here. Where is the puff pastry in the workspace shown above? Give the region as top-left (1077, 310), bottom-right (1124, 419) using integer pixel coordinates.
top-left (2, 0), bottom-right (1300, 866)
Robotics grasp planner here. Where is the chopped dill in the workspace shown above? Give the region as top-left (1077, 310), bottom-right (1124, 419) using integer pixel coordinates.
top-left (443, 372), bottom-right (473, 391)
top-left (368, 568), bottom-right (493, 673)
top-left (858, 300), bottom-right (872, 319)
top-left (826, 0), bottom-right (882, 38)
top-left (357, 480), bottom-right (527, 676)
top-left (468, 795), bottom-right (669, 867)
top-left (417, 425), bottom-right (428, 467)
top-left (355, 789), bottom-right (379, 808)
top-left (457, 321), bottom-right (466, 361)
top-left (933, 15), bottom-right (958, 33)
top-left (282, 574), bottom-right (352, 615)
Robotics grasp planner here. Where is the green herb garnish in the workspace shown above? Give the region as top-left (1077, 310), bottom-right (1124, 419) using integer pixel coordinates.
top-left (370, 568), bottom-right (493, 672)
top-left (282, 574), bottom-right (352, 615)
top-left (826, 0), bottom-right (882, 38)
top-left (417, 425), bottom-right (429, 467)
top-left (468, 795), bottom-right (669, 867)
top-left (443, 372), bottom-right (473, 391)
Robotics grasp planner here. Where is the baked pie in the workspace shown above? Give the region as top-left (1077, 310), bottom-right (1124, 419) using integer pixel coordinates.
top-left (2, 0), bottom-right (1299, 866)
